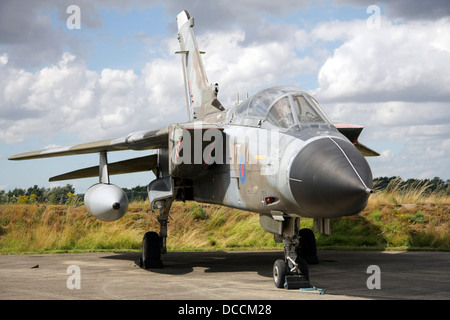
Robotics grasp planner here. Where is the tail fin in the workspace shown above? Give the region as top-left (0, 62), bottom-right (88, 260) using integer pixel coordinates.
top-left (176, 10), bottom-right (224, 121)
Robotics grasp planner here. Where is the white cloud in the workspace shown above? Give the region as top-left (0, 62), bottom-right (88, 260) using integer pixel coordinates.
top-left (0, 52), bottom-right (101, 143)
top-left (307, 18), bottom-right (450, 180)
top-left (320, 99), bottom-right (450, 179)
top-left (314, 18), bottom-right (450, 103)
top-left (324, 101), bottom-right (450, 129)
top-left (199, 30), bottom-right (319, 106)
top-left (380, 149), bottom-right (394, 162)
top-left (0, 54), bottom-right (8, 65)
top-left (99, 69), bottom-right (137, 91)
top-left (0, 47), bottom-right (188, 144)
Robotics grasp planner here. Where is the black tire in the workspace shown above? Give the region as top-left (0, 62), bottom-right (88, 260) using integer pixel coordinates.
top-left (298, 228), bottom-right (319, 264)
top-left (273, 259), bottom-right (287, 288)
top-left (142, 231), bottom-right (163, 269)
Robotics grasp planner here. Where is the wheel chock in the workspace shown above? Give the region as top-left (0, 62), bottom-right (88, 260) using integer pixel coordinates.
top-left (284, 275), bottom-right (311, 289)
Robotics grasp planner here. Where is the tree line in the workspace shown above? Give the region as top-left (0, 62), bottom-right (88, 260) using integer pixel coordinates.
top-left (373, 176), bottom-right (449, 194)
top-left (1, 177), bottom-right (449, 204)
top-left (0, 185), bottom-right (149, 204)
top-left (0, 184), bottom-right (77, 204)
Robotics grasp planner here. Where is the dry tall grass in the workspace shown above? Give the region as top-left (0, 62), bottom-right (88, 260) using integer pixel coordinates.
top-left (368, 178), bottom-right (450, 209)
top-left (1, 185), bottom-right (448, 254)
top-left (358, 178), bottom-right (450, 249)
top-left (0, 202), bottom-right (278, 254)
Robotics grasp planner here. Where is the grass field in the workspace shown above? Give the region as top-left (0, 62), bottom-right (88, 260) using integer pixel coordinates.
top-left (0, 182), bottom-right (449, 254)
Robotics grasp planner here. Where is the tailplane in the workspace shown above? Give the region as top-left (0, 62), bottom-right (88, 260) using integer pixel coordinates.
top-left (176, 10), bottom-right (224, 121)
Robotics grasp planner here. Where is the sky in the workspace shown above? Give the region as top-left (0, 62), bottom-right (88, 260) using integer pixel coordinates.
top-left (1, 0), bottom-right (450, 193)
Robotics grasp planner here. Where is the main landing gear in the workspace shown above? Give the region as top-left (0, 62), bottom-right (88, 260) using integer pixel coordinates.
top-left (140, 199), bottom-right (171, 269)
top-left (273, 217), bottom-right (318, 289)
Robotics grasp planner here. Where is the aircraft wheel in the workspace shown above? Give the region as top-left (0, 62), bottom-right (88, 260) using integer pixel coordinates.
top-left (273, 259), bottom-right (287, 288)
top-left (141, 231), bottom-right (163, 269)
top-left (298, 228), bottom-right (319, 264)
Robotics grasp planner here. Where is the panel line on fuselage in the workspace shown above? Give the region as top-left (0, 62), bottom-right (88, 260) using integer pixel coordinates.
top-left (327, 136), bottom-right (370, 191)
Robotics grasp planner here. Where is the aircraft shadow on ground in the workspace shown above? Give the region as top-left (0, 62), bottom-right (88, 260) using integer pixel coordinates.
top-left (102, 215), bottom-right (389, 279)
top-left (101, 248), bottom-right (450, 299)
top-left (102, 250), bottom-right (281, 277)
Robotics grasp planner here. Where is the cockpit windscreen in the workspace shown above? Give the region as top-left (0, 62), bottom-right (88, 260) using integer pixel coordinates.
top-left (235, 86), bottom-right (330, 129)
top-left (266, 97), bottom-right (295, 128)
top-left (291, 95), bottom-right (325, 124)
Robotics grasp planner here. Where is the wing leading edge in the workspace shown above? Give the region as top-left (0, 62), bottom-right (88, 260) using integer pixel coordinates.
top-left (8, 127), bottom-right (169, 161)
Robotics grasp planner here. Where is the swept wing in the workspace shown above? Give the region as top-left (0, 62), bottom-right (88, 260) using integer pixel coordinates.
top-left (8, 127), bottom-right (168, 161)
top-left (49, 154), bottom-right (157, 182)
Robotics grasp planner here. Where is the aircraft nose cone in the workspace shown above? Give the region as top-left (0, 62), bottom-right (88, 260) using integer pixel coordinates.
top-left (289, 138), bottom-right (373, 218)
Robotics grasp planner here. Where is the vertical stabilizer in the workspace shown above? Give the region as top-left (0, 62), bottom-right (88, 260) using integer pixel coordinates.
top-left (176, 10), bottom-right (224, 121)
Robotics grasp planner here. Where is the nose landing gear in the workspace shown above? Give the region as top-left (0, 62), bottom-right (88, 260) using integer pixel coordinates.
top-left (272, 217), bottom-right (317, 289)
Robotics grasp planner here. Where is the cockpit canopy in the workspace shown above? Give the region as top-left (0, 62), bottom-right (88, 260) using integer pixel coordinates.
top-left (234, 86), bottom-right (330, 128)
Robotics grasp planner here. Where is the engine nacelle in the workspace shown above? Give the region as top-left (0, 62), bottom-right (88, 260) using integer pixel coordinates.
top-left (84, 183), bottom-right (128, 221)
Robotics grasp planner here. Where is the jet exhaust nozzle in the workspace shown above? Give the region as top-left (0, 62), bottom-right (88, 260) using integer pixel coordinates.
top-left (84, 183), bottom-right (128, 221)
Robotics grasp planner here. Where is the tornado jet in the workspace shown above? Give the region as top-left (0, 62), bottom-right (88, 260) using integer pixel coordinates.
top-left (9, 10), bottom-right (379, 289)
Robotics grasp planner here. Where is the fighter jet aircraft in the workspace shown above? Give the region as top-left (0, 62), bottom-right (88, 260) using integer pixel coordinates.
top-left (9, 10), bottom-right (379, 289)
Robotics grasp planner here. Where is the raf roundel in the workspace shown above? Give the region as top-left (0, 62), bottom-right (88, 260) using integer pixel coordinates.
top-left (239, 155), bottom-right (246, 184)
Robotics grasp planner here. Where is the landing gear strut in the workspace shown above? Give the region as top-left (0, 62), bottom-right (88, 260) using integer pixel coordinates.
top-left (273, 217), bottom-right (315, 289)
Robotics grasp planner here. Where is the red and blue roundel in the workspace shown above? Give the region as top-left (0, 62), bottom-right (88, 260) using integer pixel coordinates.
top-left (239, 155), bottom-right (246, 184)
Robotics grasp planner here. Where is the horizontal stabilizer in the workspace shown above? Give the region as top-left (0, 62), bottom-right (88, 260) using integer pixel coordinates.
top-left (49, 154), bottom-right (157, 182)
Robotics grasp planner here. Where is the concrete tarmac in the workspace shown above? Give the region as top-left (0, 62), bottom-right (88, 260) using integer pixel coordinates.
top-left (0, 250), bottom-right (448, 300)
